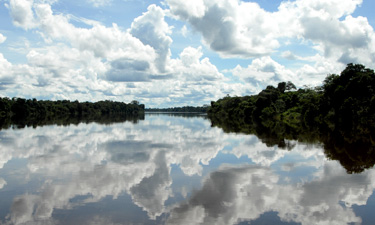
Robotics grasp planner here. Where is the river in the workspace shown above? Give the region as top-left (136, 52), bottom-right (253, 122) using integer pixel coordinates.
top-left (0, 113), bottom-right (374, 225)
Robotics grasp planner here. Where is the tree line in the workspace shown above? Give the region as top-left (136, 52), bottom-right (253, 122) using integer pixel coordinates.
top-left (208, 63), bottom-right (375, 134)
top-left (0, 98), bottom-right (145, 128)
top-left (208, 63), bottom-right (375, 173)
top-left (146, 105), bottom-right (209, 113)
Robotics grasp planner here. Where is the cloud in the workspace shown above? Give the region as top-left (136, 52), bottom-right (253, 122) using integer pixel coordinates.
top-left (281, 51), bottom-right (298, 60)
top-left (18, 45), bottom-right (113, 100)
top-left (0, 53), bottom-right (15, 90)
top-left (0, 33), bottom-right (6, 44)
top-left (87, 0), bottom-right (112, 7)
top-left (278, 0), bottom-right (375, 68)
top-left (130, 4), bottom-right (173, 73)
top-left (0, 178), bottom-right (6, 189)
top-left (166, 0), bottom-right (375, 68)
top-left (171, 46), bottom-right (225, 81)
top-left (32, 4), bottom-right (156, 61)
top-left (0, 0), bottom-right (271, 106)
top-left (6, 1), bottom-right (157, 62)
top-left (3, 0), bottom-right (374, 107)
top-left (3, 1), bottom-right (181, 104)
top-left (228, 135), bottom-right (289, 166)
top-left (167, 0), bottom-right (279, 58)
top-left (10, 194), bottom-right (40, 225)
top-left (167, 165), bottom-right (282, 225)
top-left (102, 45), bottom-right (229, 106)
top-left (130, 151), bottom-right (172, 219)
top-left (0, 117), bottom-right (224, 223)
top-left (1, 116), bottom-right (375, 224)
top-left (3, 1), bottom-right (236, 106)
top-left (7, 0), bottom-right (37, 29)
top-left (230, 53), bottom-right (351, 90)
top-left (166, 0), bottom-right (206, 19)
top-left (180, 25), bottom-right (188, 37)
top-left (228, 135), bottom-right (327, 167)
top-left (230, 56), bottom-right (295, 89)
top-left (0, 54), bottom-right (13, 76)
top-left (167, 163), bottom-right (373, 225)
top-left (105, 58), bottom-right (152, 82)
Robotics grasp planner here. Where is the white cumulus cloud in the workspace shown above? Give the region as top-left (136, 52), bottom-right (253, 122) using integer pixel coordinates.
top-left (166, 0), bottom-right (375, 83)
top-left (130, 4), bottom-right (173, 73)
top-left (7, 0), bottom-right (37, 29)
top-left (2, 0), bottom-right (374, 106)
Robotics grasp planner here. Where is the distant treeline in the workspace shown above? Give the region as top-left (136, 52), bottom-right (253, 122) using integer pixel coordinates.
top-left (0, 98), bottom-right (145, 122)
top-left (146, 105), bottom-right (209, 113)
top-left (208, 63), bottom-right (375, 135)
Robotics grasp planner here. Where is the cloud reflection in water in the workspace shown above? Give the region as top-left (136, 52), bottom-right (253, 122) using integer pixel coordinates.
top-left (0, 114), bottom-right (373, 225)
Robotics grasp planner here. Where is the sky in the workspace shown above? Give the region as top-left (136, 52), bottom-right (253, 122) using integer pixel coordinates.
top-left (0, 0), bottom-right (374, 108)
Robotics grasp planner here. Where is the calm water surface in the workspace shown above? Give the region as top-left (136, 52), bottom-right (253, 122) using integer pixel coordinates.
top-left (0, 113), bottom-right (374, 225)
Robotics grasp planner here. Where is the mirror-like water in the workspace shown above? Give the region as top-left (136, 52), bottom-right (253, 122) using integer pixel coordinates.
top-left (0, 113), bottom-right (374, 225)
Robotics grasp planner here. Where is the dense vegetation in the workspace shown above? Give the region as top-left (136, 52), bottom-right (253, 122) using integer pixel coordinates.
top-left (0, 98), bottom-right (145, 129)
top-left (209, 64), bottom-right (375, 133)
top-left (146, 105), bottom-right (209, 113)
top-left (208, 64), bottom-right (375, 173)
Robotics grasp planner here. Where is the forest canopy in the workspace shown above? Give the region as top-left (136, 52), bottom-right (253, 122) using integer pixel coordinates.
top-left (208, 63), bottom-right (375, 174)
top-left (208, 63), bottom-right (375, 134)
top-left (0, 98), bottom-right (144, 124)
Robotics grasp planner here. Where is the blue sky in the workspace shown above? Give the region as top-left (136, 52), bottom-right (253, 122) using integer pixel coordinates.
top-left (0, 0), bottom-right (374, 107)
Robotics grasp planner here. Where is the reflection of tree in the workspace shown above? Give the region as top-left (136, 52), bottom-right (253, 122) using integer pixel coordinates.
top-left (210, 116), bottom-right (375, 174)
top-left (0, 113), bottom-right (144, 130)
top-left (209, 116), bottom-right (320, 150)
top-left (322, 130), bottom-right (375, 174)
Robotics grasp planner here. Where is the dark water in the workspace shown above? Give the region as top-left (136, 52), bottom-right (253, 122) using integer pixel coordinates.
top-left (0, 113), bottom-right (374, 225)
